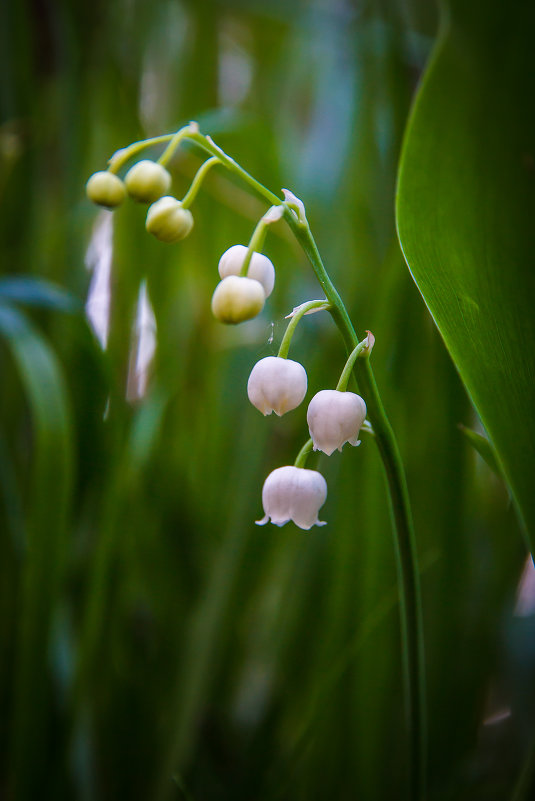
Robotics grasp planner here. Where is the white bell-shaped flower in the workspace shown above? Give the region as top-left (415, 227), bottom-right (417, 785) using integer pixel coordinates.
top-left (307, 389), bottom-right (367, 456)
top-left (218, 244), bottom-right (275, 298)
top-left (247, 356), bottom-right (307, 416)
top-left (256, 466), bottom-right (327, 530)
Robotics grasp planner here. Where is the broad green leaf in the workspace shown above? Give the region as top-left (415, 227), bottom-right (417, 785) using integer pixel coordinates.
top-left (397, 3), bottom-right (535, 544)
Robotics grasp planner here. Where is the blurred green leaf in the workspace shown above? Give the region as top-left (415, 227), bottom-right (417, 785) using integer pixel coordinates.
top-left (0, 277), bottom-right (80, 313)
top-left (0, 303), bottom-right (73, 799)
top-left (397, 1), bottom-right (535, 544)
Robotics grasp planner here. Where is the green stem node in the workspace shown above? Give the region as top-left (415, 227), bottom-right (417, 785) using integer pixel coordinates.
top-left (158, 124), bottom-right (196, 167)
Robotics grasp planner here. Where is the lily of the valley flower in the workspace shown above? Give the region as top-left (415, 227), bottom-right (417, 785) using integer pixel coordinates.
top-left (247, 356), bottom-right (307, 416)
top-left (256, 465), bottom-right (327, 530)
top-left (211, 275), bottom-right (265, 324)
top-left (125, 160), bottom-right (171, 203)
top-left (86, 171), bottom-right (126, 208)
top-left (218, 244), bottom-right (275, 297)
top-left (146, 197), bottom-right (194, 242)
top-left (307, 389), bottom-right (367, 455)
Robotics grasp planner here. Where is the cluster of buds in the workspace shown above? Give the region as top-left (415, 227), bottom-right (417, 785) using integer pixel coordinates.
top-left (86, 159), bottom-right (195, 244)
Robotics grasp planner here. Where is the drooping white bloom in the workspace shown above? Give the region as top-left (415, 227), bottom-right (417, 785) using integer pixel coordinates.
top-left (247, 356), bottom-right (307, 416)
top-left (218, 245), bottom-right (275, 298)
top-left (256, 466), bottom-right (327, 530)
top-left (307, 389), bottom-right (367, 456)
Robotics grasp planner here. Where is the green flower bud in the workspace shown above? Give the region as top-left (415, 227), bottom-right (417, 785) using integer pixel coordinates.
top-left (125, 160), bottom-right (172, 203)
top-left (85, 171), bottom-right (126, 208)
top-left (211, 276), bottom-right (265, 324)
top-left (145, 197), bottom-right (194, 243)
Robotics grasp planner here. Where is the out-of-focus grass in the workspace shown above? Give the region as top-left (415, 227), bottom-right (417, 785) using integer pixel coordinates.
top-left (0, 1), bottom-right (529, 800)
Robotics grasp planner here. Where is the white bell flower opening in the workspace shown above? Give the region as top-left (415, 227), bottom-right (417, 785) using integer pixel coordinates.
top-left (307, 389), bottom-right (367, 456)
top-left (247, 356), bottom-right (307, 416)
top-left (218, 244), bottom-right (275, 298)
top-left (256, 465), bottom-right (327, 530)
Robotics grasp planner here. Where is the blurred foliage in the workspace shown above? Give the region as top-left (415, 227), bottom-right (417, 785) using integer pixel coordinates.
top-left (0, 1), bottom-right (532, 800)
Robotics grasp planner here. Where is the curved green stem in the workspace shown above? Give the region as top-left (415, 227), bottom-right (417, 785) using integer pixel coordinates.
top-left (181, 156), bottom-right (221, 209)
top-left (336, 336), bottom-right (373, 391)
top-left (107, 123), bottom-right (193, 174)
top-left (240, 216), bottom-right (269, 276)
top-left (294, 438), bottom-right (313, 468)
top-left (158, 124), bottom-right (196, 167)
top-left (187, 131), bottom-right (284, 207)
top-left (108, 134), bottom-right (176, 174)
top-left (278, 300), bottom-right (330, 359)
top-left (291, 221), bottom-right (427, 801)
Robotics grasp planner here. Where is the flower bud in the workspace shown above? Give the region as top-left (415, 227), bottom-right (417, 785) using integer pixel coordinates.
top-left (218, 245), bottom-right (275, 298)
top-left (145, 197), bottom-right (194, 243)
top-left (211, 275), bottom-right (265, 324)
top-left (307, 389), bottom-right (367, 456)
top-left (85, 171), bottom-right (126, 208)
top-left (247, 356), bottom-right (307, 416)
top-left (125, 160), bottom-right (172, 203)
top-left (256, 465), bottom-right (327, 530)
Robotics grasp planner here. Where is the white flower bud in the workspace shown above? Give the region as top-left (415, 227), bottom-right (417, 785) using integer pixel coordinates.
top-left (211, 275), bottom-right (265, 324)
top-left (247, 356), bottom-right (307, 416)
top-left (145, 197), bottom-right (194, 243)
top-left (218, 245), bottom-right (275, 297)
top-left (125, 160), bottom-right (172, 203)
top-left (86, 171), bottom-right (126, 208)
top-left (256, 466), bottom-right (327, 530)
top-left (307, 389), bottom-right (367, 456)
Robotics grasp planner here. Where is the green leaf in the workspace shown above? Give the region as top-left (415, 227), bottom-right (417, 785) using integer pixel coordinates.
top-left (458, 424), bottom-right (503, 481)
top-left (0, 303), bottom-right (73, 799)
top-left (0, 276), bottom-right (80, 313)
top-left (396, 3), bottom-right (535, 544)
